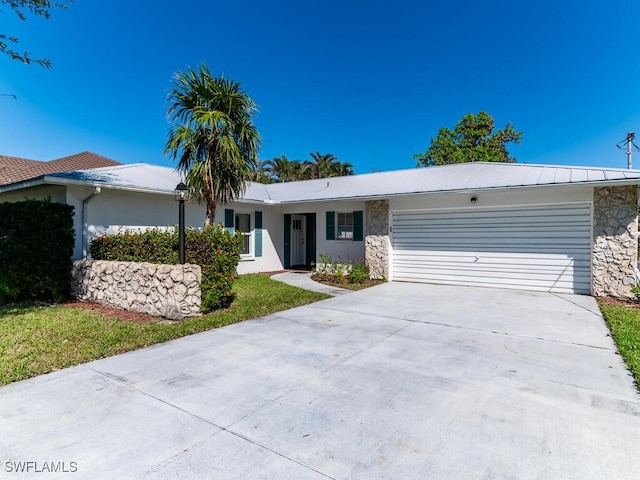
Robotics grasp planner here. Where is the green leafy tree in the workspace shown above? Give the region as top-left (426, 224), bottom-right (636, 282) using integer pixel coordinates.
top-left (1, 0), bottom-right (71, 68)
top-left (414, 111), bottom-right (523, 167)
top-left (165, 63), bottom-right (261, 225)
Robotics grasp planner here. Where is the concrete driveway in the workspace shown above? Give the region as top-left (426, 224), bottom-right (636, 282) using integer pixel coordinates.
top-left (1, 282), bottom-right (639, 479)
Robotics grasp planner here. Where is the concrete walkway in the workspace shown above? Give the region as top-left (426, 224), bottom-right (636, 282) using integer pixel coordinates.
top-left (1, 282), bottom-right (639, 479)
top-left (271, 271), bottom-right (351, 296)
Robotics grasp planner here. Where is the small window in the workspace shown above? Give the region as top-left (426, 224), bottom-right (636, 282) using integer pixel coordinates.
top-left (337, 212), bottom-right (353, 240)
top-left (235, 213), bottom-right (251, 255)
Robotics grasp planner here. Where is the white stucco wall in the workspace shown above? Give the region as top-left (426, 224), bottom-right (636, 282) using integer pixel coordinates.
top-left (66, 185), bottom-right (207, 260)
top-left (389, 186), bottom-right (594, 212)
top-left (283, 200), bottom-right (367, 265)
top-left (216, 202), bottom-right (285, 274)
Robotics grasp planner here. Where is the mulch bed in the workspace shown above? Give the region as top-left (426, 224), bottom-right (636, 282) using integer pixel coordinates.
top-left (60, 300), bottom-right (167, 323)
top-left (595, 296), bottom-right (640, 311)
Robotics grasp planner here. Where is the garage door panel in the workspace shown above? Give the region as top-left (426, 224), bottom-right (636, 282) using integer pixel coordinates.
top-left (393, 253), bottom-right (591, 268)
top-left (391, 204), bottom-right (591, 294)
top-left (393, 257), bottom-right (589, 274)
top-left (393, 206), bottom-right (591, 222)
top-left (393, 272), bottom-right (588, 294)
top-left (396, 263), bottom-right (584, 279)
top-left (393, 241), bottom-right (592, 253)
top-left (393, 236), bottom-right (591, 246)
top-left (394, 227), bottom-right (591, 237)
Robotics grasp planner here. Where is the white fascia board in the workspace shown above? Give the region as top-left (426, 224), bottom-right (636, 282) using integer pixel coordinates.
top-left (46, 176), bottom-right (275, 204)
top-left (0, 177), bottom-right (46, 193)
top-left (41, 176), bottom-right (176, 196)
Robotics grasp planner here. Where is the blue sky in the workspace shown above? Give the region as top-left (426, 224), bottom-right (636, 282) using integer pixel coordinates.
top-left (1, 0), bottom-right (639, 173)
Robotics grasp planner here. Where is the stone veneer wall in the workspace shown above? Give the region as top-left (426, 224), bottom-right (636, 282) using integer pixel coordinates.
top-left (592, 186), bottom-right (638, 298)
top-left (365, 200), bottom-right (389, 279)
top-left (71, 260), bottom-right (201, 320)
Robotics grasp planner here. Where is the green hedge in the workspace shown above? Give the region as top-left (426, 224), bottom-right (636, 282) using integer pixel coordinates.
top-left (89, 225), bottom-right (243, 311)
top-left (0, 199), bottom-right (75, 303)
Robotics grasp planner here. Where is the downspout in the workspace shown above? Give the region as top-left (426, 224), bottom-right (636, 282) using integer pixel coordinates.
top-left (82, 187), bottom-right (101, 258)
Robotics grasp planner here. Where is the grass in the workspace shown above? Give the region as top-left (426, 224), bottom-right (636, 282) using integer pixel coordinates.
top-left (0, 274), bottom-right (330, 386)
top-left (599, 304), bottom-right (640, 389)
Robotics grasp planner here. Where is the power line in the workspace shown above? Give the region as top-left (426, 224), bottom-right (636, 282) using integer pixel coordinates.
top-left (616, 132), bottom-right (639, 169)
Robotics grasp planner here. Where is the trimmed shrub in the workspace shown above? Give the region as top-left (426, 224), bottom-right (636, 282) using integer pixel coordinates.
top-left (89, 225), bottom-right (243, 312)
top-left (0, 199), bottom-right (75, 303)
top-left (90, 228), bottom-right (178, 263)
top-left (188, 226), bottom-right (243, 311)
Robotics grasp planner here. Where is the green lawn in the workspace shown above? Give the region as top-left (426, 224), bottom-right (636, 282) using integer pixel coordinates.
top-left (0, 274), bottom-right (330, 386)
top-left (599, 304), bottom-right (640, 390)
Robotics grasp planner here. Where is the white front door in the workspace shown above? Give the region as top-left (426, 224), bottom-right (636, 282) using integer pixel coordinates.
top-left (291, 215), bottom-right (306, 266)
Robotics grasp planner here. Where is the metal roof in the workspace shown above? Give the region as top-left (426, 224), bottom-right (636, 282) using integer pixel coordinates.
top-left (41, 163), bottom-right (272, 202)
top-left (261, 162), bottom-right (640, 202)
top-left (2, 161), bottom-right (640, 203)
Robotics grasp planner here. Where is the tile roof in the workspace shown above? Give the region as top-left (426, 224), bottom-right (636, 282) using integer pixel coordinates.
top-left (0, 151), bottom-right (121, 185)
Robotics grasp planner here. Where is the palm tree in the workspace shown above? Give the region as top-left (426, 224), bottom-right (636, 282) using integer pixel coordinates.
top-left (262, 154), bottom-right (310, 182)
top-left (252, 159), bottom-right (272, 184)
top-left (306, 152), bottom-right (339, 179)
top-left (164, 63), bottom-right (261, 224)
top-left (289, 159), bottom-right (311, 181)
top-left (335, 161), bottom-right (355, 176)
top-left (305, 152), bottom-right (354, 178)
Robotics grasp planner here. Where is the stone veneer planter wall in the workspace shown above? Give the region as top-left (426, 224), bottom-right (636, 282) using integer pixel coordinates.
top-left (592, 186), bottom-right (638, 298)
top-left (365, 199), bottom-right (390, 279)
top-left (71, 260), bottom-right (201, 320)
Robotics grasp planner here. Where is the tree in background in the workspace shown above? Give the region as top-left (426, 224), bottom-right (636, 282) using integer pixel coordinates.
top-left (414, 111), bottom-right (523, 167)
top-left (254, 152), bottom-right (355, 183)
top-left (165, 64), bottom-right (261, 224)
top-left (260, 155), bottom-right (307, 182)
top-left (305, 152), bottom-right (354, 179)
top-left (305, 152), bottom-right (338, 179)
top-left (1, 0), bottom-right (70, 68)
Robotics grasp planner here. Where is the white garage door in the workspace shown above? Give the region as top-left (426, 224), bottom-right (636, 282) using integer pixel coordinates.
top-left (391, 204), bottom-right (591, 294)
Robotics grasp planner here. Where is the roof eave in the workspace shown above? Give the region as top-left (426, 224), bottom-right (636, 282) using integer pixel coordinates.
top-left (0, 176), bottom-right (47, 193)
top-left (269, 178), bottom-right (640, 204)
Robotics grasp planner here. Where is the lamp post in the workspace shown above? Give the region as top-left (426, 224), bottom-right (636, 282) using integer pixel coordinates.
top-left (174, 182), bottom-right (188, 264)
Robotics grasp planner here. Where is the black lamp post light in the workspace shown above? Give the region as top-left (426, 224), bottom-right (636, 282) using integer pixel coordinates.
top-left (174, 182), bottom-right (189, 264)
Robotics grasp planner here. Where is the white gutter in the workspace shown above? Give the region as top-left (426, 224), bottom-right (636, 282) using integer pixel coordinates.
top-left (81, 187), bottom-right (101, 258)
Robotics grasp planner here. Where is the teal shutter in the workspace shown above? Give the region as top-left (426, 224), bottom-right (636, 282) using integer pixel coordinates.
top-left (353, 210), bottom-right (363, 241)
top-left (326, 211), bottom-right (335, 240)
top-left (224, 209), bottom-right (234, 234)
top-left (254, 211), bottom-right (263, 257)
